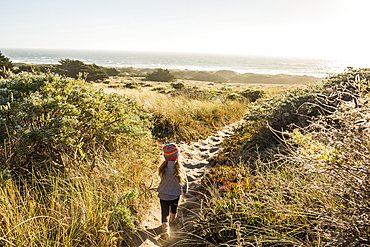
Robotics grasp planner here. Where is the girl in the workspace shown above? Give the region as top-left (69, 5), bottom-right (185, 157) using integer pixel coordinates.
top-left (157, 143), bottom-right (188, 237)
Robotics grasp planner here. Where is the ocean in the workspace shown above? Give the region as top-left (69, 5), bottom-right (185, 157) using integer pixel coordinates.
top-left (0, 48), bottom-right (356, 78)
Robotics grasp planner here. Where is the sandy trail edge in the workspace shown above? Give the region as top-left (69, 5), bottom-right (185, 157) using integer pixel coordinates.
top-left (129, 120), bottom-right (245, 247)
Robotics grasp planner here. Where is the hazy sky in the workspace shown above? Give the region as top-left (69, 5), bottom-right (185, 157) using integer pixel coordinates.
top-left (1, 0), bottom-right (369, 63)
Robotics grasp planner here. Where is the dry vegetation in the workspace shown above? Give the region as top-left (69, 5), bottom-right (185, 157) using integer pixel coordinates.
top-left (101, 67), bottom-right (321, 95)
top-left (193, 67), bottom-right (370, 246)
top-left (99, 67), bottom-right (320, 142)
top-left (0, 64), bottom-right (332, 246)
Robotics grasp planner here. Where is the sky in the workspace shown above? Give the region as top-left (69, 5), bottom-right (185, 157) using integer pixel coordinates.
top-left (1, 0), bottom-right (369, 64)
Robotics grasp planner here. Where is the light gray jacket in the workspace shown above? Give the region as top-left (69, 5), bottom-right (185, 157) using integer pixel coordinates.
top-left (157, 161), bottom-right (188, 200)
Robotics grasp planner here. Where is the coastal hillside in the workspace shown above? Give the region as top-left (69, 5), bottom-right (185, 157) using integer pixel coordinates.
top-left (1, 50), bottom-right (369, 246)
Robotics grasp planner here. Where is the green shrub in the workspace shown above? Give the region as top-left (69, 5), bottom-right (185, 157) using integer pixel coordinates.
top-left (103, 67), bottom-right (120, 76)
top-left (0, 73), bottom-right (151, 177)
top-left (0, 51), bottom-right (13, 78)
top-left (146, 68), bottom-right (175, 82)
top-left (325, 67), bottom-right (370, 86)
top-left (171, 82), bottom-right (185, 89)
top-left (109, 188), bottom-right (138, 233)
top-left (226, 93), bottom-right (243, 101)
top-left (110, 205), bottom-right (136, 231)
top-left (151, 86), bottom-right (167, 91)
top-left (124, 82), bottom-right (139, 88)
top-left (209, 84), bottom-right (324, 166)
top-left (240, 89), bottom-right (265, 102)
top-left (220, 86), bottom-right (232, 91)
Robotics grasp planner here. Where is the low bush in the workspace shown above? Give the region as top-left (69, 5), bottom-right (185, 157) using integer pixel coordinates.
top-left (124, 82), bottom-right (139, 88)
top-left (209, 84), bottom-right (324, 166)
top-left (146, 68), bottom-right (175, 82)
top-left (0, 51), bottom-right (13, 78)
top-left (0, 73), bottom-right (151, 177)
top-left (240, 89), bottom-right (265, 102)
top-left (104, 67), bottom-right (120, 76)
top-left (171, 82), bottom-right (185, 89)
top-left (151, 86), bottom-right (167, 92)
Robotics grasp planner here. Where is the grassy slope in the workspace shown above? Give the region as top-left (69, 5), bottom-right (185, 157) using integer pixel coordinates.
top-left (193, 68), bottom-right (370, 246)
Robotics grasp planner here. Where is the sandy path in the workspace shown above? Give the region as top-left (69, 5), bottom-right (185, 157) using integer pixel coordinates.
top-left (130, 120), bottom-right (244, 247)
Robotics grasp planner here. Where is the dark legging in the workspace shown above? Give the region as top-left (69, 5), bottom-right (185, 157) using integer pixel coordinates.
top-left (160, 197), bottom-right (180, 223)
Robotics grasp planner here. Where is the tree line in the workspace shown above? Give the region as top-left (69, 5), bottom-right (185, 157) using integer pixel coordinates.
top-left (0, 51), bottom-right (120, 82)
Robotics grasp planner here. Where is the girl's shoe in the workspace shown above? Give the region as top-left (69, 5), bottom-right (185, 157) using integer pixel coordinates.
top-left (161, 222), bottom-right (170, 239)
top-left (169, 213), bottom-right (179, 226)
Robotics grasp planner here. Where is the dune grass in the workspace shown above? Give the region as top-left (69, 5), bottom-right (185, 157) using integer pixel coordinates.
top-left (105, 88), bottom-right (248, 142)
top-left (0, 138), bottom-right (159, 247)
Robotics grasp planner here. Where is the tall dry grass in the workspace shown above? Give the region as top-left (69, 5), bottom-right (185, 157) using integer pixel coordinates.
top-left (193, 159), bottom-right (329, 246)
top-left (0, 138), bottom-right (160, 246)
top-left (109, 88), bottom-right (247, 142)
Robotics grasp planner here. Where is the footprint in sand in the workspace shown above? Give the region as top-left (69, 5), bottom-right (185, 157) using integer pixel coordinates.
top-left (131, 120), bottom-right (245, 247)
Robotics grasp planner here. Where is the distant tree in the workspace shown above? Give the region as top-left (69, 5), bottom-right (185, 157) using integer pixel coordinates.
top-left (54, 59), bottom-right (109, 82)
top-left (104, 67), bottom-right (120, 76)
top-left (87, 64), bottom-right (110, 81)
top-left (0, 51), bottom-right (14, 78)
top-left (146, 68), bottom-right (175, 82)
top-left (54, 59), bottom-right (85, 78)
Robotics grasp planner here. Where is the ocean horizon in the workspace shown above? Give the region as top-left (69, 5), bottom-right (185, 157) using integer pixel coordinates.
top-left (1, 48), bottom-right (357, 78)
